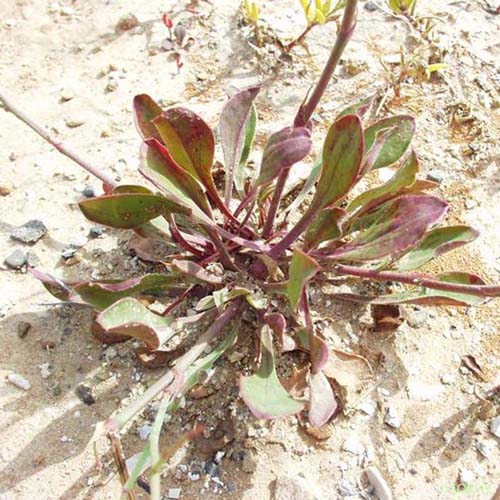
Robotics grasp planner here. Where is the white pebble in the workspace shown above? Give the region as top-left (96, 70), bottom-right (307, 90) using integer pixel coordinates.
top-left (342, 436), bottom-right (364, 455)
top-left (167, 487), bottom-right (181, 499)
top-left (476, 440), bottom-right (497, 459)
top-left (365, 466), bottom-right (393, 500)
top-left (489, 416), bottom-right (500, 438)
top-left (7, 373), bottom-right (31, 390)
top-left (407, 381), bottom-right (444, 402)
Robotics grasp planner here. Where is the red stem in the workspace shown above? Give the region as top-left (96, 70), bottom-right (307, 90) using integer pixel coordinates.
top-left (264, 0), bottom-right (358, 246)
top-left (0, 90), bottom-right (117, 189)
top-left (333, 264), bottom-right (500, 298)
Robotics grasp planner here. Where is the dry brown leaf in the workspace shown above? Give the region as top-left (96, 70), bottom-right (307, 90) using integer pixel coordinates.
top-left (323, 349), bottom-right (373, 409)
top-left (461, 355), bottom-right (486, 381)
top-left (91, 320), bottom-right (129, 344)
top-left (135, 346), bottom-right (184, 368)
top-left (282, 364), bottom-right (309, 398)
top-left (371, 304), bottom-right (403, 332)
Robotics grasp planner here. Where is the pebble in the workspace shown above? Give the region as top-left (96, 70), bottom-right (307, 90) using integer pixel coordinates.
top-left (115, 13), bottom-right (140, 32)
top-left (138, 424), bottom-right (152, 441)
top-left (83, 185), bottom-right (95, 198)
top-left (386, 433), bottom-right (399, 445)
top-left (365, 466), bottom-right (393, 500)
top-left (476, 440), bottom-right (497, 458)
top-left (89, 225), bottom-right (103, 238)
top-left (440, 373), bottom-right (455, 385)
top-left (384, 406), bottom-right (401, 429)
top-left (39, 363), bottom-right (52, 379)
top-left (489, 416), bottom-right (500, 438)
top-left (358, 399), bottom-right (377, 417)
top-left (66, 119), bottom-right (85, 128)
top-left (204, 459), bottom-right (219, 477)
top-left (106, 80), bottom-right (119, 93)
top-left (458, 468), bottom-right (474, 485)
top-left (274, 476), bottom-right (318, 500)
top-left (0, 184), bottom-right (12, 196)
top-left (188, 471), bottom-right (200, 481)
top-left (60, 89), bottom-right (74, 102)
top-left (167, 488), bottom-right (181, 499)
top-left (11, 219), bottom-right (48, 244)
top-left (7, 372), bottom-right (31, 390)
top-left (4, 249), bottom-right (27, 269)
top-left (407, 381), bottom-right (444, 402)
top-left (75, 383), bottom-right (96, 405)
top-left (406, 309), bottom-right (428, 329)
top-left (26, 251), bottom-right (40, 267)
top-left (105, 346), bottom-right (118, 361)
top-left (342, 436), bottom-right (364, 455)
top-left (17, 321), bottom-right (32, 338)
top-left (364, 1), bottom-right (378, 11)
top-left (426, 170), bottom-right (444, 184)
top-left (60, 6), bottom-right (75, 16)
top-left (61, 246), bottom-right (78, 260)
top-left (338, 479), bottom-right (357, 497)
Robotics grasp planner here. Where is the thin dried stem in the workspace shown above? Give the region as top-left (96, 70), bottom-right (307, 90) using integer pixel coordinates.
top-left (0, 90), bottom-right (117, 189)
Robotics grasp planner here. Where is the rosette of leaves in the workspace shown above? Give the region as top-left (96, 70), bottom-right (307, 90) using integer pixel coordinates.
top-left (18, 1), bottom-right (498, 496)
top-left (35, 88), bottom-right (499, 428)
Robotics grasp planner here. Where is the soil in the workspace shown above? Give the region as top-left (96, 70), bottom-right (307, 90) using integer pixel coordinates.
top-left (0, 1), bottom-right (499, 499)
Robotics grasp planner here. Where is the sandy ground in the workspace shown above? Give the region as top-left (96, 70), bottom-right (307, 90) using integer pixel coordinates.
top-left (0, 0), bottom-right (499, 499)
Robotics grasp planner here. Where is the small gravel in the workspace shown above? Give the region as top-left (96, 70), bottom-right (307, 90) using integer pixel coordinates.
top-left (7, 373), bottom-right (31, 390)
top-left (4, 249), bottom-right (27, 269)
top-left (75, 383), bottom-right (96, 405)
top-left (11, 219), bottom-right (48, 244)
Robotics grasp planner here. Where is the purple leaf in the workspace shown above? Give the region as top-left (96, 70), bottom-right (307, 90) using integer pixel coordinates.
top-left (326, 195), bottom-right (448, 261)
top-left (172, 260), bottom-right (224, 285)
top-left (256, 126), bottom-right (312, 187)
top-left (219, 86), bottom-right (260, 203)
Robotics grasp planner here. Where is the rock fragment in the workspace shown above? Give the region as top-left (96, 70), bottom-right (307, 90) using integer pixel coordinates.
top-left (11, 219), bottom-right (48, 244)
top-left (4, 249), bottom-right (27, 269)
top-left (75, 383), bottom-right (96, 405)
top-left (7, 373), bottom-right (31, 390)
top-left (365, 466), bottom-right (392, 500)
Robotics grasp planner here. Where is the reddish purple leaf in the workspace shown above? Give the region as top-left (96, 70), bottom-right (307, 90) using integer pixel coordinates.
top-left (133, 94), bottom-right (163, 141)
top-left (256, 126), bottom-right (312, 187)
top-left (326, 195), bottom-right (448, 261)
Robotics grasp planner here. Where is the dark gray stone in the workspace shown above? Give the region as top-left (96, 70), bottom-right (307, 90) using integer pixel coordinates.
top-left (364, 1), bottom-right (378, 11)
top-left (5, 249), bottom-right (27, 269)
top-left (17, 321), bottom-right (32, 338)
top-left (11, 219), bottom-right (48, 244)
top-left (75, 383), bottom-right (96, 405)
top-left (83, 185), bottom-right (95, 198)
top-left (89, 225), bottom-right (103, 238)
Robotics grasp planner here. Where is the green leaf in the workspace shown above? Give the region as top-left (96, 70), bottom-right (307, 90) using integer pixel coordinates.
top-left (71, 274), bottom-right (184, 310)
top-left (195, 287), bottom-right (251, 312)
top-left (219, 86), bottom-right (260, 202)
top-left (310, 114), bottom-right (364, 211)
top-left (235, 103), bottom-right (258, 197)
top-left (303, 207), bottom-right (345, 250)
top-left (283, 155), bottom-right (322, 218)
top-left (79, 192), bottom-right (188, 229)
top-left (327, 195), bottom-right (448, 261)
top-left (287, 250), bottom-right (320, 311)
top-left (395, 226), bottom-right (479, 271)
top-left (336, 94), bottom-right (375, 120)
top-left (332, 272), bottom-right (488, 306)
top-left (364, 115), bottom-right (415, 169)
top-left (96, 298), bottom-right (177, 350)
top-left (347, 150), bottom-right (419, 213)
top-left (239, 325), bottom-right (305, 419)
top-left (133, 94), bottom-right (163, 141)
